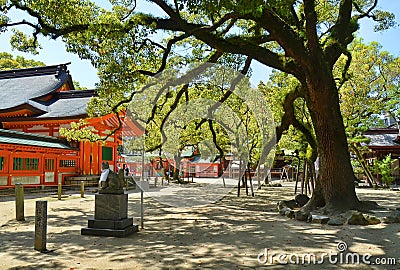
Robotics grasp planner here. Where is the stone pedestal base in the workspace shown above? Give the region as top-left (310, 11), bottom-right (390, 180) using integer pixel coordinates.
top-left (81, 193), bottom-right (138, 237)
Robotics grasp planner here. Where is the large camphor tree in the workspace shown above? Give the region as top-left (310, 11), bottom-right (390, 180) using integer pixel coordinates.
top-left (0, 0), bottom-right (396, 213)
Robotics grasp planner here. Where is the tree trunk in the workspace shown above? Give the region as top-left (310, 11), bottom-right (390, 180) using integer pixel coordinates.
top-left (304, 73), bottom-right (360, 212)
top-left (302, 160), bottom-right (308, 195)
top-left (309, 161), bottom-right (316, 192)
top-left (173, 154), bottom-right (183, 183)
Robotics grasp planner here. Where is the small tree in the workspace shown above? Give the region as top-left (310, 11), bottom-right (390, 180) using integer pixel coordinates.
top-left (373, 154), bottom-right (396, 187)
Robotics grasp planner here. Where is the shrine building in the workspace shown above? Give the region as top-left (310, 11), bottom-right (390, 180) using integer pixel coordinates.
top-left (0, 63), bottom-right (143, 189)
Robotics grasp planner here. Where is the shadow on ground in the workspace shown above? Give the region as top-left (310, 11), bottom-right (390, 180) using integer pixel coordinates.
top-left (0, 182), bottom-right (399, 269)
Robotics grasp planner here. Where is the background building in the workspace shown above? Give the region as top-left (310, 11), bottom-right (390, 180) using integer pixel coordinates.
top-left (0, 63), bottom-right (143, 188)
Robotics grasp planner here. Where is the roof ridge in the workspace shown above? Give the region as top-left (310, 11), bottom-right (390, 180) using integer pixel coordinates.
top-left (0, 128), bottom-right (64, 143)
top-left (0, 63), bottom-right (71, 79)
top-left (53, 89), bottom-right (97, 99)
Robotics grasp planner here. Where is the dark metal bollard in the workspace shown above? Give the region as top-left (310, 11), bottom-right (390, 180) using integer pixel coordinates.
top-left (34, 200), bottom-right (47, 252)
top-left (15, 183), bottom-right (25, 221)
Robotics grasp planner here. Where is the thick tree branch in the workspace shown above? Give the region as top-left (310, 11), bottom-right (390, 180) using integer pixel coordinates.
top-left (146, 84), bottom-right (190, 152)
top-left (195, 56), bottom-right (253, 130)
top-left (150, 17), bottom-right (303, 79)
top-left (145, 1), bottom-right (305, 80)
top-left (290, 4), bottom-right (301, 30)
top-left (324, 0), bottom-right (358, 67)
top-left (208, 120), bottom-right (224, 161)
top-left (208, 12), bottom-right (238, 32)
top-left (276, 87), bottom-right (303, 141)
top-left (334, 0), bottom-right (354, 45)
top-left (353, 0), bottom-right (378, 19)
top-left (276, 85), bottom-right (317, 160)
top-left (303, 0), bottom-right (321, 57)
top-left (136, 33), bottom-right (189, 76)
top-left (251, 9), bottom-right (309, 69)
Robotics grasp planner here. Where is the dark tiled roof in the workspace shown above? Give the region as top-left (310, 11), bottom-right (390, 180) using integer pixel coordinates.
top-left (364, 127), bottom-right (398, 135)
top-left (0, 63), bottom-right (74, 110)
top-left (0, 64), bottom-right (98, 119)
top-left (188, 155), bottom-right (221, 163)
top-left (363, 128), bottom-right (400, 147)
top-left (364, 133), bottom-right (400, 147)
top-left (0, 129), bottom-right (74, 149)
top-left (37, 96), bottom-right (92, 118)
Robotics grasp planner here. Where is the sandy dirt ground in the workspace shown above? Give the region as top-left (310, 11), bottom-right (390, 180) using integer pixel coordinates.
top-left (0, 180), bottom-right (399, 270)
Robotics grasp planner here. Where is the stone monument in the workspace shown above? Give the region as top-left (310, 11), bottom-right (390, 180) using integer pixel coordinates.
top-left (81, 162), bottom-right (138, 237)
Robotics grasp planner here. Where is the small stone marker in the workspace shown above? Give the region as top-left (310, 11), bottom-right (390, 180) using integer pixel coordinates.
top-left (34, 201), bottom-right (47, 252)
top-left (15, 183), bottom-right (24, 221)
top-left (57, 182), bottom-right (62, 200)
top-left (80, 181), bottom-right (85, 198)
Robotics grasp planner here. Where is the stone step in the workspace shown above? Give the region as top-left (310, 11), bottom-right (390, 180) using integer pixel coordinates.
top-left (81, 224), bottom-right (138, 237)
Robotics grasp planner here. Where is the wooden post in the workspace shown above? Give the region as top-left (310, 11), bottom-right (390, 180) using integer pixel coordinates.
top-left (57, 182), bottom-right (62, 200)
top-left (80, 181), bottom-right (85, 198)
top-left (140, 188), bottom-right (144, 229)
top-left (229, 161), bottom-right (232, 178)
top-left (265, 172), bottom-right (269, 185)
top-left (34, 201), bottom-right (47, 252)
top-left (310, 163), bottom-right (316, 192)
top-left (303, 161), bottom-right (309, 195)
top-left (244, 168), bottom-right (249, 196)
top-left (301, 159), bottom-right (307, 194)
top-left (294, 158), bottom-right (300, 194)
top-left (141, 147), bottom-right (145, 181)
top-left (15, 183), bottom-right (24, 221)
top-left (248, 168), bottom-right (254, 197)
top-left (222, 177), bottom-right (226, 188)
top-left (237, 159), bottom-right (242, 197)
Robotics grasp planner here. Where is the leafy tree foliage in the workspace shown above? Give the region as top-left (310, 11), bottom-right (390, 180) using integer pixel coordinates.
top-left (372, 154), bottom-right (397, 186)
top-left (0, 51), bottom-right (45, 69)
top-left (337, 38), bottom-right (400, 186)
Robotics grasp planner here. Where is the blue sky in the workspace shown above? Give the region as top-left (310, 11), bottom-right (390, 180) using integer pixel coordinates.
top-left (0, 1), bottom-right (399, 89)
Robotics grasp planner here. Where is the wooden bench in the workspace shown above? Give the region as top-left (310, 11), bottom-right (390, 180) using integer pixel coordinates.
top-left (64, 175), bottom-right (100, 188)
